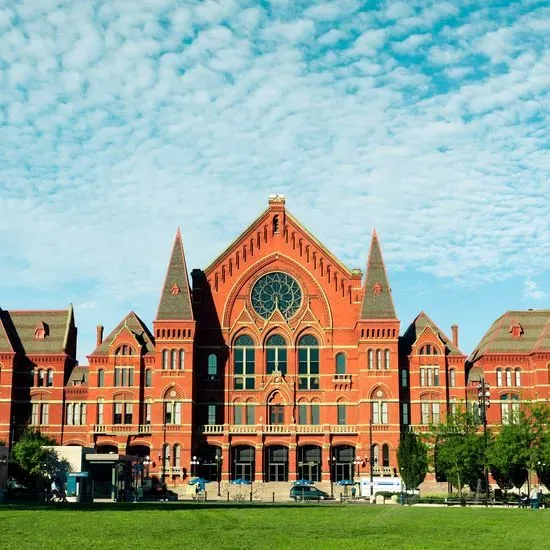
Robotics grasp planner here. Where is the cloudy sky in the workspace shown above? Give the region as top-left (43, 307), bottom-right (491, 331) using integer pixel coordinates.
top-left (1, 0), bottom-right (549, 361)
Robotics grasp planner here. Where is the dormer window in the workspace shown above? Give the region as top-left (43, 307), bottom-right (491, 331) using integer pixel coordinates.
top-left (34, 322), bottom-right (48, 340)
top-left (115, 344), bottom-right (134, 356)
top-left (509, 322), bottom-right (523, 338)
top-left (419, 344), bottom-right (440, 355)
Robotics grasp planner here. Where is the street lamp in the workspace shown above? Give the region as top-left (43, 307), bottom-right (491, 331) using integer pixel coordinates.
top-left (353, 457), bottom-right (363, 481)
top-left (328, 456), bottom-right (336, 497)
top-left (477, 378), bottom-right (491, 503)
top-left (215, 454), bottom-right (224, 497)
top-left (190, 456), bottom-right (200, 478)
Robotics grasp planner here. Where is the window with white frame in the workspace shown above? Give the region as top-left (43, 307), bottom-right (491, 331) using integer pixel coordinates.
top-left (97, 400), bottom-right (104, 424)
top-left (501, 394), bottom-right (519, 424)
top-left (114, 367), bottom-right (134, 387)
top-left (496, 368), bottom-right (503, 387)
top-left (372, 400), bottom-right (388, 425)
top-left (65, 402), bottom-right (86, 425)
top-left (420, 367), bottom-right (439, 387)
top-left (164, 401), bottom-right (182, 425)
top-left (515, 368), bottom-right (521, 387)
top-left (234, 335), bottom-right (255, 389)
top-left (368, 349), bottom-right (374, 370)
top-left (298, 334), bottom-right (320, 390)
top-left (505, 368), bottom-right (512, 387)
top-left (384, 349), bottom-right (390, 370)
top-left (449, 368), bottom-right (456, 388)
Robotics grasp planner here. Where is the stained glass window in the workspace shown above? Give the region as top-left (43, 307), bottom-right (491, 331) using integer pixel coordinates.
top-left (251, 272), bottom-right (302, 319)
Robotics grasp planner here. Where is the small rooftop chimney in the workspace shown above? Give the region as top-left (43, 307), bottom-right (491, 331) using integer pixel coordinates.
top-left (96, 324), bottom-right (104, 347)
top-left (451, 324), bottom-right (459, 348)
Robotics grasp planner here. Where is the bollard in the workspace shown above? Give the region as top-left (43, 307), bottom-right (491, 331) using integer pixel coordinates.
top-left (272, 492), bottom-right (275, 503)
top-left (205, 491), bottom-right (207, 502)
top-left (340, 493), bottom-right (343, 503)
top-left (250, 490), bottom-right (253, 502)
top-left (227, 491), bottom-right (230, 502)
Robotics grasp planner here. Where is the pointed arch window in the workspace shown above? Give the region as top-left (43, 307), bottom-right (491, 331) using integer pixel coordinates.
top-left (207, 354), bottom-right (218, 380)
top-left (162, 349), bottom-right (168, 370)
top-left (46, 369), bottom-right (54, 387)
top-left (376, 349), bottom-right (382, 370)
top-left (505, 368), bottom-right (512, 387)
top-left (384, 349), bottom-right (390, 370)
top-left (173, 444), bottom-right (181, 468)
top-left (266, 334), bottom-right (287, 374)
top-left (496, 368), bottom-right (503, 387)
top-left (298, 334), bottom-right (320, 390)
top-left (171, 349), bottom-right (177, 370)
top-left (515, 368), bottom-right (521, 387)
top-left (368, 349), bottom-right (373, 370)
top-left (234, 335), bottom-right (255, 390)
top-left (179, 349), bottom-right (185, 370)
top-left (335, 353), bottom-right (346, 375)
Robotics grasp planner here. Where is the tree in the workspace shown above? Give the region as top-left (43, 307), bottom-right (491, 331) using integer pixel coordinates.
top-left (429, 408), bottom-right (485, 496)
top-left (397, 430), bottom-right (428, 491)
top-left (11, 429), bottom-right (66, 481)
top-left (488, 403), bottom-right (550, 493)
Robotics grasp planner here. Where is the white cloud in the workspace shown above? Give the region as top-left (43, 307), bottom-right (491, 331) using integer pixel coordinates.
top-left (1, 0), bottom-right (550, 359)
top-left (524, 278), bottom-right (547, 301)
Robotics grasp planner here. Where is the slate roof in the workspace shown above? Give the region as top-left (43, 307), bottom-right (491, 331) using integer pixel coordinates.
top-left (156, 228), bottom-right (194, 321)
top-left (66, 365), bottom-right (88, 386)
top-left (0, 306), bottom-right (75, 355)
top-left (468, 310), bottom-right (550, 363)
top-left (401, 311), bottom-right (463, 357)
top-left (91, 311), bottom-right (155, 356)
top-left (360, 230), bottom-right (397, 319)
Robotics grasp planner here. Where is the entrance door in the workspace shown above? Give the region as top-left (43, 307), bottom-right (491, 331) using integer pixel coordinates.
top-left (334, 462), bottom-right (352, 481)
top-left (232, 446), bottom-right (255, 482)
top-left (297, 445), bottom-right (322, 482)
top-left (334, 445), bottom-right (355, 481)
top-left (265, 446), bottom-right (288, 482)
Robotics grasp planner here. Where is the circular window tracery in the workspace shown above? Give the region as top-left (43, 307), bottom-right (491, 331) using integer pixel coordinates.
top-left (251, 272), bottom-right (302, 320)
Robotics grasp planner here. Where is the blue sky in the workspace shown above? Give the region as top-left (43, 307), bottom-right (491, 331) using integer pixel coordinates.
top-left (1, 0), bottom-right (549, 361)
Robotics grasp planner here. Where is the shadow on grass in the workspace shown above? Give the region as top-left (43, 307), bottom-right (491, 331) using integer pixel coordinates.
top-left (0, 501), bottom-right (350, 513)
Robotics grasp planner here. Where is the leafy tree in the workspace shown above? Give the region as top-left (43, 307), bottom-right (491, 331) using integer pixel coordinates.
top-left (11, 429), bottom-right (64, 481)
top-left (397, 430), bottom-right (428, 491)
top-left (428, 408), bottom-right (485, 496)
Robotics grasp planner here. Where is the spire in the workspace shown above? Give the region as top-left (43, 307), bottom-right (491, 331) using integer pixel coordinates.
top-left (360, 229), bottom-right (396, 320)
top-left (156, 228), bottom-right (194, 321)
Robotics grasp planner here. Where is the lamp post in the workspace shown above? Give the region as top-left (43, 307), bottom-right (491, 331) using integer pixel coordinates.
top-left (190, 455), bottom-right (200, 478)
top-left (328, 456), bottom-right (335, 498)
top-left (215, 454), bottom-right (224, 497)
top-left (477, 378), bottom-right (491, 504)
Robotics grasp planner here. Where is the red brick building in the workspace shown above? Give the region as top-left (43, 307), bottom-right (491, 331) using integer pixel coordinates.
top-left (1, 196), bottom-right (548, 487)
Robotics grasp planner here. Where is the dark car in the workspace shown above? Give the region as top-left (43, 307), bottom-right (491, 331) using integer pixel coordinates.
top-left (290, 485), bottom-right (330, 501)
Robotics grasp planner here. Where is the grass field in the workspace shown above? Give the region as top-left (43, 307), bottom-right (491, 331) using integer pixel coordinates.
top-left (0, 503), bottom-right (548, 549)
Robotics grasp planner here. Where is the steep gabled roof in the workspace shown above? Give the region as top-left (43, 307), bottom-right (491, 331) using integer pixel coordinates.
top-left (66, 365), bottom-right (88, 387)
top-left (204, 206), bottom-right (353, 278)
top-left (156, 228), bottom-right (194, 321)
top-left (360, 229), bottom-right (396, 320)
top-left (0, 307), bottom-right (75, 355)
top-left (401, 311), bottom-right (463, 356)
top-left (468, 309), bottom-right (550, 363)
top-left (91, 311), bottom-right (155, 356)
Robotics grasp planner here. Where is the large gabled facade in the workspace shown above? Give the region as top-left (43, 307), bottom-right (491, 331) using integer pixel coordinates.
top-left (1, 196), bottom-right (549, 490)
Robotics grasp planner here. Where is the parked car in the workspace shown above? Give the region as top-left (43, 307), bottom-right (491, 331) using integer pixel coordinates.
top-left (290, 485), bottom-right (331, 501)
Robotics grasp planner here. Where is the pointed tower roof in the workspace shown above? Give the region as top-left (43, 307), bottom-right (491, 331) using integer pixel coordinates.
top-left (360, 229), bottom-right (396, 319)
top-left (156, 228), bottom-right (194, 321)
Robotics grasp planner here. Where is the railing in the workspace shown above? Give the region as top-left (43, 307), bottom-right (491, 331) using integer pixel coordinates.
top-left (295, 424), bottom-right (324, 433)
top-left (329, 425), bottom-right (358, 434)
top-left (199, 424), bottom-right (224, 434)
top-left (410, 424), bottom-right (431, 432)
top-left (168, 466), bottom-right (183, 475)
top-left (138, 424), bottom-right (151, 434)
top-left (373, 466), bottom-right (394, 476)
top-left (333, 374), bottom-right (352, 383)
top-left (263, 425), bottom-right (290, 434)
top-left (93, 424), bottom-right (107, 433)
top-left (229, 425), bottom-right (257, 434)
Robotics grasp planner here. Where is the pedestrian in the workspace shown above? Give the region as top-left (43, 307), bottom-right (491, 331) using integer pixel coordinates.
top-left (351, 486), bottom-right (357, 499)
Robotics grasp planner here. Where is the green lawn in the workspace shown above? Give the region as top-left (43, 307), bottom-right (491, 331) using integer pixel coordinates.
top-left (0, 503), bottom-right (548, 549)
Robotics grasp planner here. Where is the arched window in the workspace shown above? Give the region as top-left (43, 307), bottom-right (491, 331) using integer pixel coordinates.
top-left (234, 335), bottom-right (255, 389)
top-left (496, 368), bottom-right (503, 387)
top-left (115, 344), bottom-right (134, 355)
top-left (505, 368), bottom-right (512, 387)
top-left (372, 398), bottom-right (388, 425)
top-left (368, 349), bottom-right (373, 370)
top-left (46, 369), bottom-right (54, 387)
top-left (298, 334), bottom-right (320, 390)
top-left (401, 369), bottom-right (408, 388)
top-left (208, 354), bottom-right (218, 380)
top-left (179, 349), bottom-right (185, 370)
top-left (163, 444), bottom-right (170, 472)
top-left (145, 369), bottom-right (152, 388)
top-left (97, 369), bottom-right (104, 388)
top-left (449, 368), bottom-right (456, 388)
top-left (384, 349), bottom-right (390, 370)
top-left (335, 353), bottom-right (346, 375)
top-left (266, 334), bottom-right (287, 374)
top-left (376, 349), bottom-right (382, 370)
top-left (382, 444), bottom-right (390, 467)
top-left (515, 368), bottom-right (521, 387)
top-left (173, 444), bottom-right (181, 467)
top-left (419, 344), bottom-right (439, 355)
top-left (501, 394), bottom-right (520, 424)
top-left (38, 369), bottom-right (45, 387)
top-left (337, 401), bottom-right (347, 425)
top-left (171, 349), bottom-right (177, 370)
top-left (234, 401), bottom-right (244, 425)
top-left (162, 349), bottom-right (168, 370)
